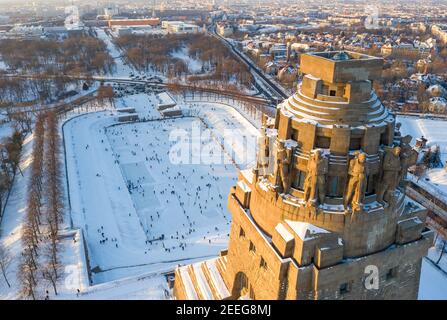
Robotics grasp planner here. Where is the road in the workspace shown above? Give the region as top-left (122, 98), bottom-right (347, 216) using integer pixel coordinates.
top-left (209, 28), bottom-right (289, 104)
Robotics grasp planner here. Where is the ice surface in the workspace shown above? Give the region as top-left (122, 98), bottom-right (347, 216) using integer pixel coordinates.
top-left (63, 99), bottom-right (258, 284)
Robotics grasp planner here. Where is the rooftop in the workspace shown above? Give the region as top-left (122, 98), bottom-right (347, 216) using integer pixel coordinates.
top-left (300, 50), bottom-right (384, 83)
top-left (305, 50), bottom-right (382, 62)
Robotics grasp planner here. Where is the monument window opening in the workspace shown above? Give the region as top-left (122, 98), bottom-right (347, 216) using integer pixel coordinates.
top-left (329, 90), bottom-right (337, 96)
top-left (386, 267), bottom-right (398, 281)
top-left (291, 129), bottom-right (299, 141)
top-left (366, 174), bottom-right (377, 195)
top-left (249, 241), bottom-right (256, 254)
top-left (339, 282), bottom-right (350, 295)
top-left (233, 272), bottom-right (249, 298)
top-left (292, 170), bottom-right (307, 191)
top-left (380, 132), bottom-right (390, 146)
top-left (315, 136), bottom-right (331, 149)
top-left (260, 257), bottom-right (268, 270)
top-left (239, 227), bottom-right (245, 238)
top-left (349, 138), bottom-right (361, 150)
top-left (327, 176), bottom-right (343, 198)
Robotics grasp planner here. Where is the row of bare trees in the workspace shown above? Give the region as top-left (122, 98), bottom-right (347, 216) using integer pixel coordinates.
top-left (0, 126), bottom-right (25, 220)
top-left (0, 32), bottom-right (114, 106)
top-left (0, 33), bottom-right (114, 75)
top-left (20, 111), bottom-right (63, 299)
top-left (0, 125), bottom-right (24, 290)
top-left (43, 112), bottom-right (63, 295)
top-left (116, 33), bottom-right (253, 89)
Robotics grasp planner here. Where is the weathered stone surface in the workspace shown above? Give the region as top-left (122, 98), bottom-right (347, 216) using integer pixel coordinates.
top-left (174, 51), bottom-right (431, 300)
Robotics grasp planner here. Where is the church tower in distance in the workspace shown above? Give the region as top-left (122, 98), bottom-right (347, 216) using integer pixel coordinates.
top-left (173, 51), bottom-right (433, 300)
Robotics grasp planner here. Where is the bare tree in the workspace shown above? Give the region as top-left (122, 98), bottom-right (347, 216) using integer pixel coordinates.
top-left (19, 249), bottom-right (38, 300)
top-left (42, 111), bottom-right (63, 295)
top-left (0, 242), bottom-right (11, 288)
top-left (42, 246), bottom-right (61, 295)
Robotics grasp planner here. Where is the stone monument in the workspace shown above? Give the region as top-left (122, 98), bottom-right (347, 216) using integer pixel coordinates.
top-left (174, 51), bottom-right (433, 300)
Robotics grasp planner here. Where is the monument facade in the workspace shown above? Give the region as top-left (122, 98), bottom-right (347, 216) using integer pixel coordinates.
top-left (173, 51), bottom-right (433, 300)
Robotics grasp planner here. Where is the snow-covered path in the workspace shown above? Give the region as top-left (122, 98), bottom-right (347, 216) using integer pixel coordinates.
top-left (0, 134), bottom-right (34, 299)
top-left (96, 28), bottom-right (135, 78)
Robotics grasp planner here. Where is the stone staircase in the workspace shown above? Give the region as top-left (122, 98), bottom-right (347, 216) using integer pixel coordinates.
top-left (175, 257), bottom-right (231, 300)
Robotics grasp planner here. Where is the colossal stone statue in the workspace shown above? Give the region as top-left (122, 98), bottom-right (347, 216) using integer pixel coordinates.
top-left (377, 146), bottom-right (401, 204)
top-left (276, 141), bottom-right (293, 193)
top-left (303, 149), bottom-right (328, 207)
top-left (399, 135), bottom-right (418, 186)
top-left (257, 125), bottom-right (270, 169)
top-left (344, 152), bottom-right (367, 211)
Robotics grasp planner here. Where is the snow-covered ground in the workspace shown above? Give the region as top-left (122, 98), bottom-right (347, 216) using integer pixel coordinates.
top-left (0, 100), bottom-right (446, 299)
top-left (0, 133), bottom-right (34, 299)
top-left (55, 101), bottom-right (447, 299)
top-left (0, 121), bottom-right (14, 139)
top-left (0, 59), bottom-right (7, 70)
top-left (419, 258), bottom-right (447, 300)
top-left (1, 30), bottom-right (447, 299)
top-left (96, 28), bottom-right (135, 78)
top-left (170, 47), bottom-right (203, 74)
top-left (63, 95), bottom-right (259, 287)
top-left (398, 115), bottom-right (447, 197)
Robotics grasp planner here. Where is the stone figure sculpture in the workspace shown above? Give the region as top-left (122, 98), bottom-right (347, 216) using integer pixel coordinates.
top-left (276, 141), bottom-right (293, 193)
top-left (303, 149), bottom-right (328, 207)
top-left (399, 135), bottom-right (418, 186)
top-left (344, 151), bottom-right (367, 211)
top-left (257, 127), bottom-right (270, 169)
top-left (377, 146), bottom-right (401, 204)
